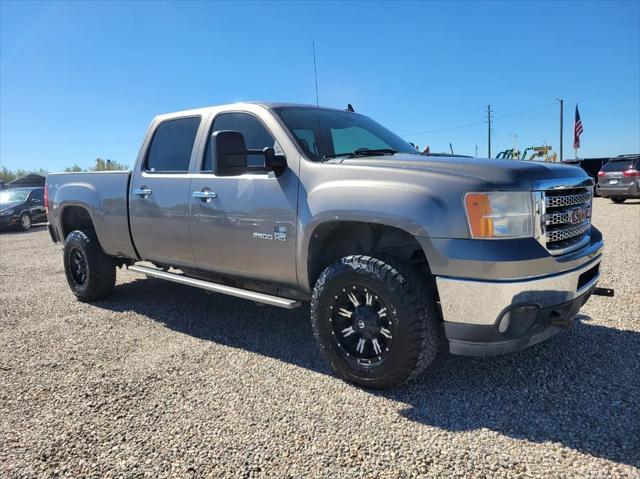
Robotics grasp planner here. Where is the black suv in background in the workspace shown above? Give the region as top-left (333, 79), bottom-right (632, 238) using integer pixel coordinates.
top-left (596, 155), bottom-right (640, 203)
top-left (0, 187), bottom-right (47, 231)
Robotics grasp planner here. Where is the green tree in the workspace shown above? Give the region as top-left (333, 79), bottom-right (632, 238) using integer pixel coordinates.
top-left (64, 164), bottom-right (84, 172)
top-left (90, 158), bottom-right (128, 171)
top-left (0, 167), bottom-right (17, 184)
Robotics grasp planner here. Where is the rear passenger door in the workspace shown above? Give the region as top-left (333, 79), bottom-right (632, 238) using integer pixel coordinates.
top-left (129, 116), bottom-right (202, 268)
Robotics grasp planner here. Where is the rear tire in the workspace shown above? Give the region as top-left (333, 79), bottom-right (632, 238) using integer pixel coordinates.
top-left (311, 255), bottom-right (441, 389)
top-left (611, 197), bottom-right (626, 204)
top-left (63, 230), bottom-right (116, 302)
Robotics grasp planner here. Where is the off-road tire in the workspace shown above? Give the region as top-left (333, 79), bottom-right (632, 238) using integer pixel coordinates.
top-left (63, 230), bottom-right (116, 302)
top-left (311, 255), bottom-right (441, 389)
top-left (611, 197), bottom-right (626, 204)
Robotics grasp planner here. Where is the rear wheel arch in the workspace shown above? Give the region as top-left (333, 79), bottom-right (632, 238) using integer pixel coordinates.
top-left (61, 205), bottom-right (96, 240)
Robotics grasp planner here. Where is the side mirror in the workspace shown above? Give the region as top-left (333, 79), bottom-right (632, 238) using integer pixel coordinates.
top-left (212, 130), bottom-right (248, 177)
top-left (263, 147), bottom-right (287, 176)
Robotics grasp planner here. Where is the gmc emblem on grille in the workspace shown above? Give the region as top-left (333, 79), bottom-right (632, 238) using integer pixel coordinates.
top-left (569, 205), bottom-right (591, 225)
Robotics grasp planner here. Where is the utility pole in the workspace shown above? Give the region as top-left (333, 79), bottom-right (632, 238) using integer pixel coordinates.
top-left (509, 133), bottom-right (518, 158)
top-left (475, 144), bottom-right (478, 158)
top-left (557, 98), bottom-right (563, 162)
top-left (487, 105), bottom-right (493, 158)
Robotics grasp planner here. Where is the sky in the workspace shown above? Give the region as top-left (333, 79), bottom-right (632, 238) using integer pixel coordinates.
top-left (1, 0), bottom-right (639, 172)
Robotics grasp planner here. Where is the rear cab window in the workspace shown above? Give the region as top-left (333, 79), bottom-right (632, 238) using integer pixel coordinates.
top-left (145, 116), bottom-right (201, 172)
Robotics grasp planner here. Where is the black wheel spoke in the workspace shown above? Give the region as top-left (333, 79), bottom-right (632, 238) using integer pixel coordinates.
top-left (68, 247), bottom-right (88, 286)
top-left (330, 285), bottom-right (394, 365)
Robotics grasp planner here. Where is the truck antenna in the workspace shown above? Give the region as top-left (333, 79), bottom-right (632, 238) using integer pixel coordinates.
top-left (312, 41), bottom-right (320, 111)
top-left (312, 41), bottom-right (324, 162)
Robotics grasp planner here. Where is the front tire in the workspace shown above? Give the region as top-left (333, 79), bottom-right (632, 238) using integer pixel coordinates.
top-left (611, 197), bottom-right (626, 204)
top-left (18, 213), bottom-right (31, 231)
top-left (63, 230), bottom-right (116, 302)
top-left (311, 255), bottom-right (441, 389)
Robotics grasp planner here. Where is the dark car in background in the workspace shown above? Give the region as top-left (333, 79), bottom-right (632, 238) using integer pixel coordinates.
top-left (563, 158), bottom-right (608, 194)
top-left (596, 155), bottom-right (640, 203)
top-left (0, 187), bottom-right (47, 231)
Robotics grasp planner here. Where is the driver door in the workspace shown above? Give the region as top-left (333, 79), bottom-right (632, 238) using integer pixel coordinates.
top-left (189, 112), bottom-right (299, 287)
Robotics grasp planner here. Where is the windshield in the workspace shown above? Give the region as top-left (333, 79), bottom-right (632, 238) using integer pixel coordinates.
top-left (273, 107), bottom-right (418, 161)
top-left (0, 189), bottom-right (29, 204)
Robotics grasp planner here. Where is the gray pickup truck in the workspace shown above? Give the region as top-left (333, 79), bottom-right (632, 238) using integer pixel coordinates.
top-left (46, 102), bottom-right (604, 389)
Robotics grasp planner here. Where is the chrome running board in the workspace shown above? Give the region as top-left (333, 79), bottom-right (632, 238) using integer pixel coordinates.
top-left (128, 264), bottom-right (301, 309)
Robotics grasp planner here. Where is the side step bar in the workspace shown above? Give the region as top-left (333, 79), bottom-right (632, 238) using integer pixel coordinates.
top-left (128, 265), bottom-right (301, 309)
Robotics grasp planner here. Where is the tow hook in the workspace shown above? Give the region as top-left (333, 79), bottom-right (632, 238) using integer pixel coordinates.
top-left (592, 287), bottom-right (615, 297)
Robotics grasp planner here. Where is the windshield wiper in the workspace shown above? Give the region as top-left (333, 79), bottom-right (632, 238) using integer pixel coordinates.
top-left (324, 148), bottom-right (397, 160)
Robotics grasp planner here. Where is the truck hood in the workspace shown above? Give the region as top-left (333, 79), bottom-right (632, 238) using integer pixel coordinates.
top-left (330, 154), bottom-right (588, 190)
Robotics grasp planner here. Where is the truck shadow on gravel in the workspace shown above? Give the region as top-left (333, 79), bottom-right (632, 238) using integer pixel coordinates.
top-left (98, 278), bottom-right (639, 468)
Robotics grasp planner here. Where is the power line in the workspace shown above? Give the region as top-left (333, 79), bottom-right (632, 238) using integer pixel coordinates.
top-left (403, 102), bottom-right (557, 137)
top-left (493, 102), bottom-right (556, 120)
top-left (403, 120), bottom-right (486, 136)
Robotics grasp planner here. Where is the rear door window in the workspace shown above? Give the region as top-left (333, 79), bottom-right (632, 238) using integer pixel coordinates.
top-left (146, 117), bottom-right (201, 172)
top-left (30, 189), bottom-right (44, 202)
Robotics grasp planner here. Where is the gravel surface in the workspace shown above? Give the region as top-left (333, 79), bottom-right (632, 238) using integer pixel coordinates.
top-left (1, 197), bottom-right (639, 478)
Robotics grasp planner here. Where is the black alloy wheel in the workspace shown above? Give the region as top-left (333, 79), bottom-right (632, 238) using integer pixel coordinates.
top-left (68, 247), bottom-right (88, 287)
top-left (330, 285), bottom-right (394, 365)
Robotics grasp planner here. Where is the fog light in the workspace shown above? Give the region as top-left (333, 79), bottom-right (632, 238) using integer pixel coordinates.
top-left (498, 305), bottom-right (540, 337)
top-left (498, 312), bottom-right (511, 333)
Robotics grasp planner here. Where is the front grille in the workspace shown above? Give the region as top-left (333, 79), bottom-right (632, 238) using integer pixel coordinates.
top-left (545, 191), bottom-right (592, 208)
top-left (541, 184), bottom-right (593, 255)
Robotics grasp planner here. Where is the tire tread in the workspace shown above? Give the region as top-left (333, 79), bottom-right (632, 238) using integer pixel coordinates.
top-left (64, 230), bottom-right (116, 302)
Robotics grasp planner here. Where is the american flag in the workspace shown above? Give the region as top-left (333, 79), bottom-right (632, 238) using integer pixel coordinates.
top-left (573, 104), bottom-right (584, 149)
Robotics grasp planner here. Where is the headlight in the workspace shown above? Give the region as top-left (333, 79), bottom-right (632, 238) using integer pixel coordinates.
top-left (464, 192), bottom-right (533, 239)
top-left (0, 208), bottom-right (14, 216)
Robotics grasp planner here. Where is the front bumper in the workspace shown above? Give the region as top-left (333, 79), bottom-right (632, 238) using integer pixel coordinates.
top-left (436, 253), bottom-right (602, 356)
top-left (0, 214), bottom-right (19, 228)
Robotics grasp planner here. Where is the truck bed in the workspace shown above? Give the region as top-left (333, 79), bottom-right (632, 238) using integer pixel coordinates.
top-left (47, 171), bottom-right (137, 259)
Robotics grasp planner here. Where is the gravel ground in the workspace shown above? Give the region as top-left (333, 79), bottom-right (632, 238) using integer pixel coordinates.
top-left (1, 197), bottom-right (639, 478)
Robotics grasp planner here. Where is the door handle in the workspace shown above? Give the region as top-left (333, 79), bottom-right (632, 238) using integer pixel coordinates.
top-left (192, 190), bottom-right (217, 202)
top-left (133, 188), bottom-right (152, 198)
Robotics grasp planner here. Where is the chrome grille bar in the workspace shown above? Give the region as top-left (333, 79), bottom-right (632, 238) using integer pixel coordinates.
top-left (545, 211), bottom-right (570, 225)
